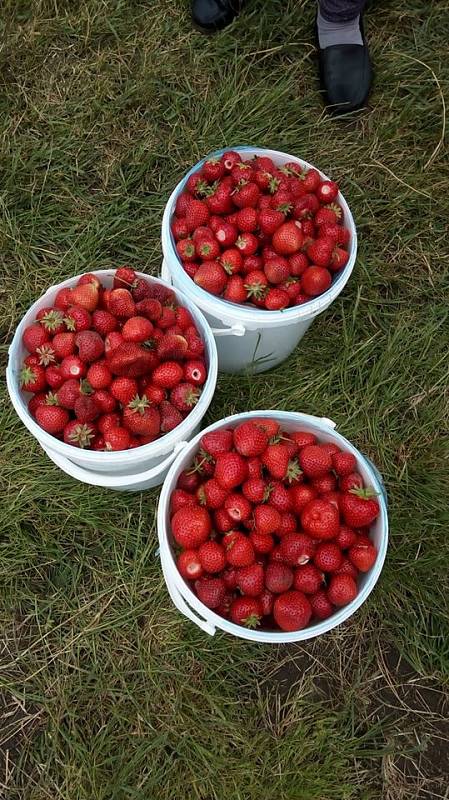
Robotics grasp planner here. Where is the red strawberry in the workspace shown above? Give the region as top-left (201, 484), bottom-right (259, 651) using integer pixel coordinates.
top-left (172, 506), bottom-right (211, 548)
top-left (45, 366), bottom-right (64, 390)
top-left (152, 361), bottom-right (183, 389)
top-left (160, 401), bottom-right (183, 432)
top-left (113, 267), bottom-right (137, 289)
top-left (220, 247), bottom-right (243, 275)
top-left (224, 531), bottom-right (255, 567)
top-left (279, 532), bottom-right (316, 567)
top-left (320, 442), bottom-right (340, 457)
top-left (20, 363), bottom-right (47, 393)
top-left (195, 577), bottom-right (226, 609)
top-left (184, 360), bottom-right (207, 387)
top-left (278, 512), bottom-right (297, 537)
top-left (194, 261), bottom-right (227, 295)
top-left (264, 288), bottom-right (290, 310)
top-left (264, 256), bottom-right (290, 285)
top-left (122, 395), bottom-right (160, 436)
top-left (259, 208), bottom-right (284, 236)
top-left (75, 330), bottom-right (104, 363)
top-left (157, 333), bottom-right (188, 361)
top-left (316, 180), bottom-right (339, 204)
top-left (236, 563), bottom-right (264, 597)
top-left (293, 564), bottom-right (323, 594)
top-left (177, 238), bottom-right (198, 263)
top-left (262, 443), bottom-right (290, 480)
top-left (170, 382), bottom-right (200, 413)
top-left (235, 232), bottom-right (258, 256)
top-left (348, 542), bottom-right (377, 572)
top-left (224, 493), bottom-right (252, 523)
top-left (206, 178), bottom-right (234, 215)
top-left (254, 505), bottom-right (281, 535)
top-left (301, 266), bottom-right (332, 296)
top-left (203, 158), bottom-right (225, 182)
top-left (340, 489), bottom-right (380, 527)
top-left (54, 287), bottom-right (73, 311)
top-left (300, 499), bottom-right (340, 540)
top-left (314, 542), bottom-right (343, 573)
top-left (77, 273), bottom-right (101, 290)
top-left (108, 342), bottom-right (157, 378)
top-left (315, 206), bottom-right (339, 226)
top-left (330, 247), bottom-right (349, 272)
top-left (110, 377), bottom-right (138, 405)
top-left (327, 574), bottom-right (357, 606)
top-left (109, 288), bottom-right (136, 318)
top-left (98, 412), bottom-right (121, 434)
top-left (197, 478), bottom-right (228, 510)
top-left (93, 390), bottom-right (116, 414)
top-left (121, 316), bottom-right (153, 343)
top-left (91, 310), bottom-right (117, 337)
top-left (198, 540), bottom-right (226, 574)
top-left (336, 558), bottom-right (359, 579)
top-left (51, 332), bottom-right (75, 360)
top-left (272, 221), bottom-right (303, 255)
top-left (196, 237), bottom-right (221, 261)
top-left (233, 181), bottom-right (260, 209)
top-left (64, 305), bottom-right (92, 332)
top-left (86, 362), bottom-right (112, 390)
top-left (311, 472), bottom-right (337, 494)
top-left (185, 198), bottom-right (210, 231)
top-left (36, 308), bottom-right (65, 335)
top-left (332, 451), bottom-right (356, 476)
top-left (306, 237), bottom-right (334, 268)
top-left (103, 426), bottom-right (131, 451)
top-left (63, 420), bottom-right (96, 448)
top-left (250, 531), bottom-right (274, 554)
top-left (135, 298), bottom-right (163, 322)
top-left (222, 151), bottom-right (241, 171)
top-left (340, 472), bottom-right (364, 492)
top-left (201, 428), bottom-right (234, 458)
top-left (214, 508), bottom-right (234, 533)
top-left (242, 478), bottom-right (269, 504)
top-left (27, 393), bottom-right (48, 417)
top-left (35, 404), bottom-right (69, 434)
top-left (236, 207), bottom-right (258, 232)
top-left (299, 444), bottom-right (332, 478)
top-left (215, 221), bottom-right (238, 247)
top-left (233, 420), bottom-right (269, 457)
top-left (177, 549), bottom-right (203, 580)
top-left (74, 395), bottom-right (100, 423)
top-left (56, 379), bottom-right (81, 409)
top-left (288, 252), bottom-right (309, 277)
top-left (22, 323), bottom-right (49, 353)
top-left (244, 270), bottom-right (268, 302)
top-left (171, 217), bottom-right (190, 241)
top-left (170, 489), bottom-right (197, 514)
top-left (104, 331), bottom-right (124, 357)
top-left (273, 590), bottom-right (312, 631)
top-left (265, 563), bottom-right (293, 594)
top-left (230, 597), bottom-right (262, 627)
top-left (70, 283), bottom-right (99, 312)
top-left (60, 355), bottom-right (86, 381)
top-left (335, 526), bottom-right (357, 550)
top-left (214, 452), bottom-right (248, 490)
top-left (310, 590), bottom-right (334, 620)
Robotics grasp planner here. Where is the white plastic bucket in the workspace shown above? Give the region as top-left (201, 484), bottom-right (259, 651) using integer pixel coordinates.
top-left (7, 270), bottom-right (218, 490)
top-left (157, 410), bottom-right (388, 642)
top-left (161, 147), bottom-right (357, 373)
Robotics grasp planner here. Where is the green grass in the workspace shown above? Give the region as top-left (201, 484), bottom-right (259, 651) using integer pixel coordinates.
top-left (1, 0), bottom-right (449, 797)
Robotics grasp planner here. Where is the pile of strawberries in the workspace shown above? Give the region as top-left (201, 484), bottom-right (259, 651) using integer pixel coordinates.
top-left (20, 268), bottom-right (208, 451)
top-left (171, 150), bottom-right (350, 310)
top-left (169, 418), bottom-right (380, 632)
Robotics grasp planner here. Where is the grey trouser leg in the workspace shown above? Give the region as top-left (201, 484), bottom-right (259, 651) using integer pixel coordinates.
top-left (319, 0), bottom-right (367, 23)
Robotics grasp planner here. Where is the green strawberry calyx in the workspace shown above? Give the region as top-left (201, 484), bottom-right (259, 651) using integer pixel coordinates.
top-left (349, 487), bottom-right (379, 499)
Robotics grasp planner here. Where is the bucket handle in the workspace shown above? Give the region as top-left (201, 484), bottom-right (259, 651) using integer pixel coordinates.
top-left (211, 323), bottom-right (246, 338)
top-left (41, 441), bottom-right (189, 489)
top-left (159, 547), bottom-right (216, 636)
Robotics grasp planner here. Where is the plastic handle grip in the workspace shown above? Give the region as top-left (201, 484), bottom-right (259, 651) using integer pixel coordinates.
top-left (211, 323), bottom-right (246, 338)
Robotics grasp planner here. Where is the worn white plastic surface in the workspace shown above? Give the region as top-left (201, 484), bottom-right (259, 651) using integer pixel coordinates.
top-left (157, 411), bottom-right (388, 643)
top-left (7, 270), bottom-right (218, 486)
top-left (161, 147), bottom-right (357, 373)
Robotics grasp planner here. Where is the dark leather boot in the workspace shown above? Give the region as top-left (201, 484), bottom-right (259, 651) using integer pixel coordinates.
top-left (317, 16), bottom-right (372, 114)
top-left (192, 0), bottom-right (244, 33)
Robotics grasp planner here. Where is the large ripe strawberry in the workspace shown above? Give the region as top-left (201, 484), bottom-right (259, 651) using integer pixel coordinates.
top-left (35, 404), bottom-right (69, 434)
top-left (206, 177), bottom-right (234, 215)
top-left (348, 542), bottom-right (377, 572)
top-left (64, 305), bottom-right (92, 332)
top-left (98, 412), bottom-right (121, 435)
top-left (185, 198), bottom-right (210, 231)
top-left (215, 221), bottom-right (238, 247)
top-left (160, 401), bottom-right (183, 432)
top-left (272, 221), bottom-right (303, 255)
top-left (70, 283), bottom-right (99, 312)
top-left (198, 540), bottom-right (226, 574)
top-left (236, 207), bottom-right (258, 233)
top-left (330, 247), bottom-right (349, 272)
top-left (340, 472), bottom-right (364, 492)
top-left (244, 270), bottom-right (269, 303)
top-left (121, 316), bottom-right (154, 343)
top-left (170, 382), bottom-right (200, 413)
top-left (196, 237), bottom-right (220, 261)
top-left (327, 574), bottom-right (357, 606)
top-left (108, 342), bottom-right (157, 377)
top-left (316, 180), bottom-right (339, 204)
top-left (224, 531), bottom-right (255, 567)
top-left (51, 332), bottom-right (76, 360)
top-left (220, 247), bottom-right (243, 275)
top-left (122, 395), bottom-right (161, 436)
top-left (172, 506), bottom-right (211, 548)
top-left (264, 288), bottom-right (290, 310)
top-left (194, 261), bottom-right (227, 295)
top-left (235, 232), bottom-right (258, 257)
top-left (75, 330), bottom-right (104, 363)
top-left (195, 577), bottom-right (226, 609)
top-left (54, 287), bottom-right (73, 312)
top-left (200, 428), bottom-right (234, 458)
top-left (20, 363), bottom-right (47, 393)
top-left (273, 590), bottom-right (312, 631)
top-left (56, 379), bottom-right (81, 409)
top-left (265, 563), bottom-right (293, 594)
top-left (233, 181), bottom-right (260, 209)
top-left (264, 256), bottom-right (290, 285)
top-left (177, 549), bottom-right (203, 580)
top-left (157, 333), bottom-right (188, 361)
top-left (214, 452), bottom-right (248, 490)
top-left (300, 499), bottom-right (340, 540)
top-left (259, 208), bottom-right (284, 236)
top-left (92, 390), bottom-right (116, 414)
top-left (63, 420), bottom-right (96, 448)
top-left (242, 477), bottom-right (269, 504)
top-left (103, 426), bottom-right (131, 451)
top-left (310, 589), bottom-right (334, 620)
top-left (60, 355), bottom-right (86, 381)
top-left (299, 444), bottom-right (332, 478)
top-left (230, 596), bottom-right (262, 628)
top-left (301, 168), bottom-right (321, 192)
top-left (22, 323), bottom-right (49, 353)
top-left (110, 377), bottom-right (138, 405)
top-left (250, 531), bottom-right (274, 554)
top-left (340, 489), bottom-right (380, 527)
top-left (36, 307), bottom-right (65, 336)
top-left (261, 443), bottom-right (290, 480)
top-left (197, 478), bottom-right (228, 510)
top-left (279, 532), bottom-right (316, 567)
top-left (152, 361), bottom-right (184, 389)
top-left (293, 564), bottom-right (323, 594)
top-left (306, 237), bottom-right (334, 268)
top-left (113, 266), bottom-right (137, 289)
top-left (203, 157), bottom-right (225, 182)
top-left (108, 288), bottom-right (136, 318)
top-left (254, 504), bottom-right (281, 535)
top-left (45, 366), bottom-right (64, 390)
top-left (233, 420), bottom-right (269, 457)
top-left (236, 563), bottom-right (264, 597)
top-left (74, 395), bottom-right (101, 423)
top-left (301, 266), bottom-right (332, 296)
top-left (224, 492), bottom-right (252, 523)
top-left (314, 542), bottom-right (343, 573)
top-left (332, 451), bottom-right (356, 477)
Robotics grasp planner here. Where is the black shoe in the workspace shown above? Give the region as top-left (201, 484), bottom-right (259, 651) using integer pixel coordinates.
top-left (317, 16), bottom-right (372, 114)
top-left (192, 0), bottom-right (243, 33)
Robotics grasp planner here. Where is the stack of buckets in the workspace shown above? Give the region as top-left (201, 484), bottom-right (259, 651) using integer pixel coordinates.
top-left (7, 146), bottom-right (388, 641)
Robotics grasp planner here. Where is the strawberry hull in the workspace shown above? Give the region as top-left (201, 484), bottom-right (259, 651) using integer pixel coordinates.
top-left (157, 410), bottom-right (388, 642)
top-left (161, 147), bottom-right (357, 374)
top-left (7, 271), bottom-right (218, 489)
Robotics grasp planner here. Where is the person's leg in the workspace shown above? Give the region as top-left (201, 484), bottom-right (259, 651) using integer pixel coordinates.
top-left (316, 0), bottom-right (372, 114)
top-left (192, 0), bottom-right (243, 33)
